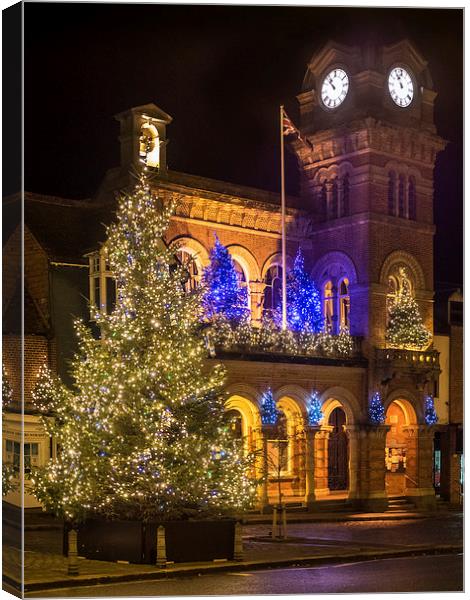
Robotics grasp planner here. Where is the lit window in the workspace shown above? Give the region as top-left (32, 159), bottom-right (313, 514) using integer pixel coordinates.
top-left (263, 265), bottom-right (283, 317)
top-left (177, 249), bottom-right (201, 292)
top-left (323, 280), bottom-right (334, 333)
top-left (233, 259), bottom-right (251, 311)
top-left (339, 278), bottom-right (350, 331)
top-left (24, 443), bottom-right (39, 475)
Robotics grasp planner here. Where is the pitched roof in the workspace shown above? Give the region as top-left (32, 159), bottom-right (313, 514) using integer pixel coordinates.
top-left (23, 192), bottom-right (105, 263)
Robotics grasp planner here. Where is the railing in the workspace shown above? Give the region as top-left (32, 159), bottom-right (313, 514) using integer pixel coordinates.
top-left (376, 347), bottom-right (440, 368)
top-left (206, 319), bottom-right (363, 361)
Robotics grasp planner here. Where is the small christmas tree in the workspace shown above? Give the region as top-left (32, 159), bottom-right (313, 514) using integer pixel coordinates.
top-left (424, 395), bottom-right (438, 425)
top-left (202, 235), bottom-right (248, 324)
top-left (280, 248), bottom-right (323, 333)
top-left (260, 388), bottom-right (279, 426)
top-left (31, 169), bottom-right (256, 524)
top-left (369, 392), bottom-right (385, 425)
top-left (386, 287), bottom-right (431, 349)
top-left (2, 365), bottom-right (16, 496)
top-left (306, 391), bottom-right (323, 426)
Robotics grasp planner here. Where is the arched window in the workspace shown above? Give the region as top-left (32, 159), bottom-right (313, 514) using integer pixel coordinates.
top-left (408, 176), bottom-right (416, 220)
top-left (323, 280), bottom-right (334, 333)
top-left (267, 409), bottom-right (289, 475)
top-left (339, 278), bottom-right (350, 331)
top-left (233, 259), bottom-right (251, 312)
top-left (263, 265), bottom-right (283, 317)
top-left (341, 175), bottom-right (350, 217)
top-left (398, 175), bottom-right (406, 218)
top-left (330, 180), bottom-right (339, 219)
top-left (139, 123), bottom-right (160, 168)
top-left (176, 249), bottom-right (200, 292)
top-left (388, 171), bottom-right (396, 216)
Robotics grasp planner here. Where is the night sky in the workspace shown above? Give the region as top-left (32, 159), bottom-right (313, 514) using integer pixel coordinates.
top-left (22, 4), bottom-right (463, 286)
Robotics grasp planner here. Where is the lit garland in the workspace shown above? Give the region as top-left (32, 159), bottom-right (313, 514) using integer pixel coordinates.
top-left (306, 391), bottom-right (323, 426)
top-left (386, 287), bottom-right (431, 350)
top-left (30, 168), bottom-right (257, 523)
top-left (260, 388), bottom-right (279, 426)
top-left (209, 316), bottom-right (354, 358)
top-left (202, 235), bottom-right (248, 324)
top-left (368, 392), bottom-right (386, 425)
top-left (424, 395), bottom-right (438, 426)
top-left (279, 248), bottom-right (323, 333)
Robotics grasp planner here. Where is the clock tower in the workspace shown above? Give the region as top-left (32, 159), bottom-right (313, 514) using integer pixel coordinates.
top-left (292, 39), bottom-right (446, 352)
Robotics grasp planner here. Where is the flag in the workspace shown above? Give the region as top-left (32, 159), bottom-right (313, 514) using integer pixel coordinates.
top-left (282, 109), bottom-right (298, 137)
top-left (282, 108), bottom-right (313, 150)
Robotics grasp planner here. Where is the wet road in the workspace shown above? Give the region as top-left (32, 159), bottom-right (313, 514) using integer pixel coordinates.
top-left (27, 553), bottom-right (463, 597)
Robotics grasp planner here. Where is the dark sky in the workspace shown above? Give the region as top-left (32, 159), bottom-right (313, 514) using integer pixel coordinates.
top-left (22, 3), bottom-right (463, 286)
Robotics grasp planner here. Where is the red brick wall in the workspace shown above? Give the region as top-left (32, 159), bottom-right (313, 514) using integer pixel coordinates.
top-left (3, 334), bottom-right (50, 410)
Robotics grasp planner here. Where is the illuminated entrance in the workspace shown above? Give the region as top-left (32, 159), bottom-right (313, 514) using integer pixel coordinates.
top-left (385, 399), bottom-right (417, 496)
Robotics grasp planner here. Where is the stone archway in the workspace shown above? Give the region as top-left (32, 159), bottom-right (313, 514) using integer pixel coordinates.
top-left (385, 398), bottom-right (417, 496)
top-left (267, 394), bottom-right (306, 504)
top-left (327, 406), bottom-right (349, 491)
top-left (319, 391), bottom-right (359, 500)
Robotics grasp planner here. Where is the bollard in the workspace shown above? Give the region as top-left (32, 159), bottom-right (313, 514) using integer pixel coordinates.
top-left (233, 521), bottom-right (243, 561)
top-left (156, 525), bottom-right (167, 568)
top-left (281, 505), bottom-right (287, 539)
top-left (271, 505), bottom-right (278, 539)
top-left (67, 529), bottom-right (79, 576)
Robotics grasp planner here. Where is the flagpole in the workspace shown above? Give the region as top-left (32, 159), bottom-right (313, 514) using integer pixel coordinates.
top-left (280, 105), bottom-right (287, 330)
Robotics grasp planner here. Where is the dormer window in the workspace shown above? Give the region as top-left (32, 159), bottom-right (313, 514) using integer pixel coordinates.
top-left (88, 250), bottom-right (117, 318)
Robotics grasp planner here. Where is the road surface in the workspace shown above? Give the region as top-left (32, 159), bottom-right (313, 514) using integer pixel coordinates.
top-left (27, 552), bottom-right (463, 597)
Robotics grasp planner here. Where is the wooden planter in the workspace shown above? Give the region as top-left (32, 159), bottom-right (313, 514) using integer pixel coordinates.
top-left (64, 518), bottom-right (237, 564)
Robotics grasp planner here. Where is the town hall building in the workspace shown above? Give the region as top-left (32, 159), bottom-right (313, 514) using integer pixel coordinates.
top-left (3, 39), bottom-right (463, 512)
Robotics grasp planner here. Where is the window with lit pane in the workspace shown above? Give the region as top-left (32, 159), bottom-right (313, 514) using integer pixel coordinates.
top-left (263, 265), bottom-right (283, 318)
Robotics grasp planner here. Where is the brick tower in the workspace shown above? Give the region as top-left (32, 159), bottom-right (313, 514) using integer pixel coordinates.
top-left (292, 40), bottom-right (446, 353)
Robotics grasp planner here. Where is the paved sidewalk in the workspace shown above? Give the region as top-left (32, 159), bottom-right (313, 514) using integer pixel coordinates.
top-left (3, 514), bottom-right (463, 594)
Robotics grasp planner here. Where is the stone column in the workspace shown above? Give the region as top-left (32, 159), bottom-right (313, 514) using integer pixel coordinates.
top-left (365, 425), bottom-right (390, 511)
top-left (403, 425), bottom-right (437, 510)
top-left (313, 426), bottom-right (333, 498)
top-left (344, 425), bottom-right (360, 502)
top-left (350, 424), bottom-right (389, 512)
top-left (304, 425), bottom-right (320, 509)
top-left (250, 282), bottom-right (266, 324)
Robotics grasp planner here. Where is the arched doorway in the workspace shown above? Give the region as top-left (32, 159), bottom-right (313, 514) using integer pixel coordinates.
top-left (385, 399), bottom-right (417, 496)
top-left (328, 407), bottom-right (349, 490)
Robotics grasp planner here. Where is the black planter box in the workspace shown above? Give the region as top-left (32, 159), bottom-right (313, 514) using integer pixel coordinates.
top-left (64, 518), bottom-right (236, 564)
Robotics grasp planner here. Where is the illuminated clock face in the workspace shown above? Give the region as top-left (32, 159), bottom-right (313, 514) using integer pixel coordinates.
top-left (388, 67), bottom-right (414, 107)
top-left (321, 68), bottom-right (349, 109)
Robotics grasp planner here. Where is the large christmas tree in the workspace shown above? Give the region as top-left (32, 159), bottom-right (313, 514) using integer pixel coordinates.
top-left (281, 248), bottom-right (323, 333)
top-left (202, 234), bottom-right (248, 324)
top-left (31, 170), bottom-right (256, 523)
top-left (385, 286), bottom-right (431, 350)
